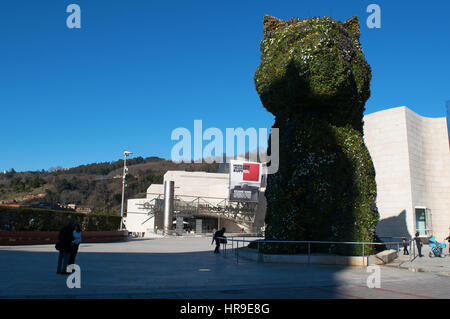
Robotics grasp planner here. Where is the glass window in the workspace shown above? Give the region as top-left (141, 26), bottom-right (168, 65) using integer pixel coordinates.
top-left (415, 208), bottom-right (431, 236)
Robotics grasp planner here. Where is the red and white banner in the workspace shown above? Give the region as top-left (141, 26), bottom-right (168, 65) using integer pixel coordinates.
top-left (229, 160), bottom-right (262, 202)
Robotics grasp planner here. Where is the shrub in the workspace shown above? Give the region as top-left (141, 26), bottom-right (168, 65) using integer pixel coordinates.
top-left (0, 207), bottom-right (121, 231)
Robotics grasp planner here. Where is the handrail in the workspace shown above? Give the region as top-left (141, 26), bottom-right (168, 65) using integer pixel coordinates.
top-left (216, 236), bottom-right (403, 265)
top-left (218, 237), bottom-right (400, 245)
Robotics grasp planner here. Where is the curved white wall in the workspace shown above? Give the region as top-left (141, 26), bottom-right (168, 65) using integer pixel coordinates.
top-left (364, 106), bottom-right (450, 241)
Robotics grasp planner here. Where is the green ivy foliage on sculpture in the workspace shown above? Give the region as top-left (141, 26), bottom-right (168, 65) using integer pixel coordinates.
top-left (255, 15), bottom-right (379, 255)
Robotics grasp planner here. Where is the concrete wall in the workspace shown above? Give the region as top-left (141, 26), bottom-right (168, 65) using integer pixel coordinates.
top-left (364, 106), bottom-right (450, 241)
top-left (147, 184), bottom-right (164, 199)
top-left (162, 171), bottom-right (230, 204)
top-left (237, 247), bottom-right (372, 266)
top-left (124, 198), bottom-right (155, 234)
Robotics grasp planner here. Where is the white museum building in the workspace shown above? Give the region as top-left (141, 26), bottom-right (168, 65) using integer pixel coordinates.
top-left (124, 169), bottom-right (267, 236)
top-left (364, 106), bottom-right (450, 241)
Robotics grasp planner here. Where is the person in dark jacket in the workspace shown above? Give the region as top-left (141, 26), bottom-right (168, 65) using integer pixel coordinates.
top-left (402, 237), bottom-right (409, 255)
top-left (214, 227), bottom-right (226, 254)
top-left (414, 232), bottom-right (423, 257)
top-left (56, 222), bottom-right (74, 274)
top-left (445, 227), bottom-right (450, 255)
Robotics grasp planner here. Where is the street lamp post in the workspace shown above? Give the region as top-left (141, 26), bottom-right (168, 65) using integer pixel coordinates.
top-left (120, 150), bottom-right (132, 230)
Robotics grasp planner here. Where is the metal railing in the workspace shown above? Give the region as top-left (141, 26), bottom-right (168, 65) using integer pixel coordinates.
top-left (217, 237), bottom-right (405, 265)
top-left (135, 193), bottom-right (261, 230)
top-left (377, 238), bottom-right (429, 262)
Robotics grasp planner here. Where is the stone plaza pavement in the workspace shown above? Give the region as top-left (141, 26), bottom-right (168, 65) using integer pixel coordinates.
top-left (0, 237), bottom-right (449, 299)
top-left (388, 244), bottom-right (450, 276)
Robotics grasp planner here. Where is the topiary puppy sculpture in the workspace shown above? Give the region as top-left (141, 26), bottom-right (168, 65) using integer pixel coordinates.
top-left (255, 15), bottom-right (379, 255)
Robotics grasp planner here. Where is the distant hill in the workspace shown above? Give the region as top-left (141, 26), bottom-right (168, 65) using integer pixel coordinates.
top-left (0, 157), bottom-right (220, 214)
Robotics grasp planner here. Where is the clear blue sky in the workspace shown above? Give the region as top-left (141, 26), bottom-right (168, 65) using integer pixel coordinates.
top-left (1, 0), bottom-right (449, 172)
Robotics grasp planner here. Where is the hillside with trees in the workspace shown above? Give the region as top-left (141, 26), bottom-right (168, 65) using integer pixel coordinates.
top-left (0, 157), bottom-right (220, 215)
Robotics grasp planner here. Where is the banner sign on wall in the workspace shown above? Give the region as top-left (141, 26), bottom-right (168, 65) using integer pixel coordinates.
top-left (229, 160), bottom-right (262, 202)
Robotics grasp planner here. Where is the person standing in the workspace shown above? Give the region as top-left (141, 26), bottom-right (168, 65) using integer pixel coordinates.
top-left (211, 228), bottom-right (217, 246)
top-left (402, 237), bottom-right (409, 255)
top-left (56, 222), bottom-right (74, 275)
top-left (445, 227), bottom-right (450, 255)
top-left (414, 232), bottom-right (423, 257)
top-left (69, 224), bottom-right (82, 267)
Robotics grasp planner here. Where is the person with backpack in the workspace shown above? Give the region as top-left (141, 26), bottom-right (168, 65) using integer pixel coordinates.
top-left (56, 222), bottom-right (74, 275)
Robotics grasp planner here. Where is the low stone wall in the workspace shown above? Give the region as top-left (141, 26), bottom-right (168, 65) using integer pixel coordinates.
top-left (0, 230), bottom-right (128, 246)
top-left (368, 249), bottom-right (398, 265)
top-left (236, 247), bottom-right (398, 266)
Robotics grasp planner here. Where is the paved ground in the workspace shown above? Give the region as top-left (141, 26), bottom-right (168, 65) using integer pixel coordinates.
top-left (388, 244), bottom-right (450, 276)
top-left (0, 237), bottom-right (449, 299)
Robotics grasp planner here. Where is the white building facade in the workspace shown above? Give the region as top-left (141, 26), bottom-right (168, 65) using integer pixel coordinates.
top-left (125, 170), bottom-right (267, 236)
top-left (364, 106), bottom-right (450, 241)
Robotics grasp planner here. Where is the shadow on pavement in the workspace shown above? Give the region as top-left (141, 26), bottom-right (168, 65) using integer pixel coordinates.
top-left (0, 247), bottom-right (356, 299)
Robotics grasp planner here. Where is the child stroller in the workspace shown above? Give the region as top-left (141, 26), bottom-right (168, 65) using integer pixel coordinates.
top-left (428, 236), bottom-right (446, 258)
